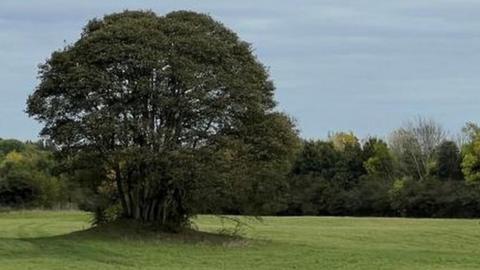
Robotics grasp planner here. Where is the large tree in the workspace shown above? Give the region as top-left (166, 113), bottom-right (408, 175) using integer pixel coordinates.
top-left (26, 11), bottom-right (298, 229)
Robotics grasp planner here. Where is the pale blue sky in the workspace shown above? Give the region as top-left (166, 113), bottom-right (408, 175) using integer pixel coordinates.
top-left (1, 0), bottom-right (479, 140)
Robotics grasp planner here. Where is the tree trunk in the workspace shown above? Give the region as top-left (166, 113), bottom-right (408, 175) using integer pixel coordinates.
top-left (115, 165), bottom-right (131, 217)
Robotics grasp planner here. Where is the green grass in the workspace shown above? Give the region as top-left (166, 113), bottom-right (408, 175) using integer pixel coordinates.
top-left (0, 211), bottom-right (480, 269)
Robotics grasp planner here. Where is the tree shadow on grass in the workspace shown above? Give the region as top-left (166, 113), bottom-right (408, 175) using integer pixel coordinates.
top-left (1, 219), bottom-right (249, 247)
top-left (0, 222), bottom-right (250, 267)
top-left (65, 221), bottom-right (249, 245)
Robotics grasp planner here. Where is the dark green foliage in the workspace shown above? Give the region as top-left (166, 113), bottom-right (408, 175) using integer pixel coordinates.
top-left (26, 10), bottom-right (299, 228)
top-left (430, 140), bottom-right (463, 180)
top-left (0, 139), bottom-right (26, 156)
top-left (282, 174), bottom-right (327, 215)
top-left (0, 139), bottom-right (69, 208)
top-left (290, 136), bottom-right (367, 192)
top-left (389, 177), bottom-right (480, 218)
top-left (292, 140), bottom-right (338, 178)
top-left (281, 134), bottom-right (480, 218)
top-left (332, 142), bottom-right (365, 189)
top-left (348, 176), bottom-right (393, 216)
top-left (192, 113), bottom-right (300, 216)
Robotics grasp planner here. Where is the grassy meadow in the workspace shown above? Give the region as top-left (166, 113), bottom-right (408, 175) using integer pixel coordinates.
top-left (0, 211), bottom-right (479, 269)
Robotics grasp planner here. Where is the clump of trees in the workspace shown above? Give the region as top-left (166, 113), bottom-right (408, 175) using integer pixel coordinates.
top-left (281, 118), bottom-right (480, 218)
top-left (0, 139), bottom-right (72, 208)
top-left (26, 10), bottom-right (299, 230)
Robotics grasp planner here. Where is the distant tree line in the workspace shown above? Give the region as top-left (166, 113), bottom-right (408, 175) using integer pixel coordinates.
top-left (277, 118), bottom-right (480, 218)
top-left (3, 117), bottom-right (480, 218)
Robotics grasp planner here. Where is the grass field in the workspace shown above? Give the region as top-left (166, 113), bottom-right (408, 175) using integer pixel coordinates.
top-left (0, 211), bottom-right (480, 269)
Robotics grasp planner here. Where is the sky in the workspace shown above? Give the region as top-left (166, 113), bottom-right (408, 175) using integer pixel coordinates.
top-left (1, 0), bottom-right (479, 141)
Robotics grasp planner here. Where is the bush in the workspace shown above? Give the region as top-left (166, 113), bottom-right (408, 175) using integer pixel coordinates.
top-left (348, 177), bottom-right (393, 216)
top-left (388, 177), bottom-right (480, 218)
top-left (0, 143), bottom-right (71, 209)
